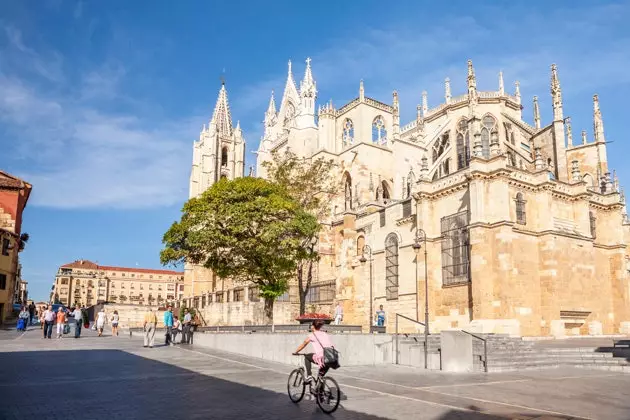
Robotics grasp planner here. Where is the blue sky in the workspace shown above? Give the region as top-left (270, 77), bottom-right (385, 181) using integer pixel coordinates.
top-left (1, 1), bottom-right (629, 301)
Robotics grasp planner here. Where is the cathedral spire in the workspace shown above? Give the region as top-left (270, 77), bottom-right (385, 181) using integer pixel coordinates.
top-left (593, 94), bottom-right (605, 143)
top-left (444, 77), bottom-right (451, 104)
top-left (422, 91), bottom-right (428, 116)
top-left (565, 117), bottom-right (573, 147)
top-left (300, 57), bottom-right (317, 99)
top-left (210, 82), bottom-right (233, 137)
top-left (514, 81), bottom-right (521, 104)
top-left (550, 64), bottom-right (563, 121)
top-left (266, 90), bottom-right (277, 117)
top-left (498, 71), bottom-right (504, 95)
top-left (467, 59), bottom-right (477, 98)
top-left (359, 79), bottom-right (365, 101)
top-left (533, 96), bottom-right (541, 129)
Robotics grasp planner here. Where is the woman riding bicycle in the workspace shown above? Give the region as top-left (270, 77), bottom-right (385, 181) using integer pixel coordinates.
top-left (293, 320), bottom-right (333, 384)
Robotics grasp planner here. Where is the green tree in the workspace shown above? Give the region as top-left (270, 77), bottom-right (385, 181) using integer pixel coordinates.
top-left (161, 177), bottom-right (319, 323)
top-left (262, 150), bottom-right (337, 315)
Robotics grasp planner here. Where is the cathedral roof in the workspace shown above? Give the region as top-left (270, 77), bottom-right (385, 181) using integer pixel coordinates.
top-left (211, 82), bottom-right (233, 138)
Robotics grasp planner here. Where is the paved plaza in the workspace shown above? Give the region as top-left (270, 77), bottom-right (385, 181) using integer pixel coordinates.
top-left (1, 327), bottom-right (629, 419)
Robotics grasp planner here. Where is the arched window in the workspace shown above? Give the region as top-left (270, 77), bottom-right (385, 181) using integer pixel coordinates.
top-left (357, 235), bottom-right (365, 256)
top-left (372, 116), bottom-right (387, 145)
top-left (515, 192), bottom-right (526, 224)
top-left (432, 133), bottom-right (450, 163)
top-left (221, 146), bottom-right (228, 167)
top-left (456, 119), bottom-right (470, 170)
top-left (343, 172), bottom-right (353, 211)
top-left (381, 181), bottom-right (390, 202)
top-left (342, 119), bottom-right (354, 148)
top-left (385, 233), bottom-right (399, 300)
top-left (583, 173), bottom-right (594, 188)
top-left (481, 115), bottom-right (496, 158)
top-left (590, 211), bottom-right (596, 239)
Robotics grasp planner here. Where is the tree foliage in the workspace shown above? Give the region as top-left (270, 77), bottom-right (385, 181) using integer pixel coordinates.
top-left (160, 177), bottom-right (320, 323)
top-left (262, 150), bottom-right (338, 314)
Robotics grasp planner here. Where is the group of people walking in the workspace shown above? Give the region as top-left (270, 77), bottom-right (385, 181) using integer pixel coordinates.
top-left (142, 306), bottom-right (197, 348)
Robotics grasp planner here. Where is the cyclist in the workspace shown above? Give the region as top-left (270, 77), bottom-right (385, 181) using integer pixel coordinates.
top-left (293, 320), bottom-right (333, 384)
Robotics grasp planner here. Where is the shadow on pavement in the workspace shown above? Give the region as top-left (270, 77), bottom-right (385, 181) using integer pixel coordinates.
top-left (0, 349), bottom-right (390, 419)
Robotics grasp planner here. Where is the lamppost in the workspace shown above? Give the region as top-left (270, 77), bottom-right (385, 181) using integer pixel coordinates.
top-left (359, 244), bottom-right (373, 331)
top-left (412, 228), bottom-right (429, 369)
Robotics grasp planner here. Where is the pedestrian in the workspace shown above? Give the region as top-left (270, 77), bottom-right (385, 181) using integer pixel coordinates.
top-left (182, 308), bottom-right (192, 344)
top-left (28, 302), bottom-right (35, 326)
top-left (111, 311), bottom-right (119, 337)
top-left (95, 308), bottom-right (106, 337)
top-left (18, 307), bottom-right (29, 331)
top-left (172, 316), bottom-right (182, 344)
top-left (333, 302), bottom-right (343, 325)
top-left (42, 305), bottom-right (54, 339)
top-left (375, 305), bottom-right (386, 327)
top-left (163, 306), bottom-right (174, 346)
top-left (55, 307), bottom-right (66, 338)
top-left (71, 305), bottom-right (83, 338)
top-left (39, 306), bottom-right (46, 330)
top-left (143, 308), bottom-right (157, 348)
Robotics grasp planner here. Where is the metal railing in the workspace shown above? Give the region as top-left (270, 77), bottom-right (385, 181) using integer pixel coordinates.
top-left (127, 323), bottom-right (363, 334)
top-left (395, 313), bottom-right (426, 366)
top-left (461, 330), bottom-right (488, 373)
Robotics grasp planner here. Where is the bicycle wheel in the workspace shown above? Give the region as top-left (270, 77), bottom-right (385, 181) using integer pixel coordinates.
top-left (287, 368), bottom-right (306, 403)
top-left (316, 376), bottom-right (341, 413)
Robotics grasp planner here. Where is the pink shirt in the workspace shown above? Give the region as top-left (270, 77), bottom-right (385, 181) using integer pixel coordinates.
top-left (308, 331), bottom-right (333, 366)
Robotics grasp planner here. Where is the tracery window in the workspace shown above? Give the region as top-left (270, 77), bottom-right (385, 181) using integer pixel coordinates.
top-left (342, 119), bottom-right (354, 148)
top-left (385, 233), bottom-right (399, 300)
top-left (432, 133), bottom-right (450, 163)
top-left (343, 172), bottom-right (353, 211)
top-left (372, 116), bottom-right (387, 146)
top-left (441, 211), bottom-right (469, 286)
top-left (515, 192), bottom-right (526, 225)
top-left (481, 115), bottom-right (496, 159)
top-left (221, 146), bottom-right (228, 167)
top-left (456, 119), bottom-right (470, 170)
top-left (381, 181), bottom-right (390, 202)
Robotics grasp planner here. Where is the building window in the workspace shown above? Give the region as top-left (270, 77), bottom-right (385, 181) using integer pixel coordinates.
top-left (234, 288), bottom-right (244, 302)
top-left (456, 119), bottom-right (470, 170)
top-left (277, 291), bottom-right (290, 302)
top-left (61, 278), bottom-right (69, 285)
top-left (342, 119), bottom-right (354, 147)
top-left (1, 238), bottom-right (10, 256)
top-left (441, 211), bottom-right (470, 286)
top-left (432, 133), bottom-right (450, 163)
top-left (356, 236), bottom-right (365, 256)
top-left (372, 116), bottom-right (387, 146)
top-left (380, 210), bottom-right (386, 227)
top-left (305, 282), bottom-right (336, 303)
top-left (221, 146), bottom-right (228, 167)
top-left (402, 199), bottom-right (412, 218)
top-left (481, 115), bottom-right (496, 159)
top-left (590, 211), bottom-right (597, 239)
top-left (385, 233), bottom-right (399, 300)
top-left (515, 193), bottom-right (526, 225)
top-left (248, 286), bottom-right (259, 302)
top-left (201, 295), bottom-right (206, 308)
top-left (216, 292), bottom-right (224, 303)
top-left (343, 172), bottom-right (352, 211)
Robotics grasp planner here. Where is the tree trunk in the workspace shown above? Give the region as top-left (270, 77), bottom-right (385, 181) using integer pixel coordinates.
top-left (264, 297), bottom-right (274, 324)
top-left (297, 261), bottom-right (306, 315)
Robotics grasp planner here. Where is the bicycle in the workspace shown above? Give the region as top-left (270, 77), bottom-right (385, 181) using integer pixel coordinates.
top-left (287, 353), bottom-right (341, 414)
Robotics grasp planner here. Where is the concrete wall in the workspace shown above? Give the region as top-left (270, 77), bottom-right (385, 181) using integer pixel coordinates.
top-left (193, 332), bottom-right (395, 366)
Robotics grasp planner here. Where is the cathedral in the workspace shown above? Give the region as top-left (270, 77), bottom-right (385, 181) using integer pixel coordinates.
top-left (184, 58), bottom-right (630, 337)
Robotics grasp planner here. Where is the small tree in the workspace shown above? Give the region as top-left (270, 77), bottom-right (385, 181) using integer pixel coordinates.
top-left (179, 306), bottom-right (196, 320)
top-left (262, 150), bottom-right (337, 315)
top-left (119, 295), bottom-right (127, 303)
top-left (161, 177), bottom-right (319, 323)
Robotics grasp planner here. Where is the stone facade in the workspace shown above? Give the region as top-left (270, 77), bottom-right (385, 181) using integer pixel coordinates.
top-left (51, 259), bottom-right (184, 307)
top-left (184, 58), bottom-right (630, 337)
top-left (0, 171), bottom-right (31, 324)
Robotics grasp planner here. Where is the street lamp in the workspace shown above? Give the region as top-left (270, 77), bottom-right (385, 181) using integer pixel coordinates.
top-left (359, 244), bottom-right (373, 330)
top-left (413, 228), bottom-right (429, 369)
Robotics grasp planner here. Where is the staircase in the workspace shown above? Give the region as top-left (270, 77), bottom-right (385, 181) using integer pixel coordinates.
top-left (475, 335), bottom-right (630, 373)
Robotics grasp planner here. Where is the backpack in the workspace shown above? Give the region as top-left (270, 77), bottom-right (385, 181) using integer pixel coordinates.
top-left (313, 332), bottom-right (340, 369)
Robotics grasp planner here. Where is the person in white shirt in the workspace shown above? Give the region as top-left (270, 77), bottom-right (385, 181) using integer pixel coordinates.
top-left (333, 302), bottom-right (343, 325)
top-left (172, 316), bottom-right (182, 344)
top-left (95, 309), bottom-right (106, 337)
top-left (182, 309), bottom-right (192, 344)
top-left (42, 306), bottom-right (55, 339)
top-left (71, 306), bottom-right (83, 338)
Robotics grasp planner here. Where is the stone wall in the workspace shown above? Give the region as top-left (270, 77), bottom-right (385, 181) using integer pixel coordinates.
top-left (197, 300), bottom-right (295, 326)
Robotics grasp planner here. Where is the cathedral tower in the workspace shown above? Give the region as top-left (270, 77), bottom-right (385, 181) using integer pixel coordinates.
top-left (189, 82), bottom-right (246, 199)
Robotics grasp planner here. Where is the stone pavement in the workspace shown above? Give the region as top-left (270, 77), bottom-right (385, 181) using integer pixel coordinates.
top-left (1, 327), bottom-right (629, 419)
